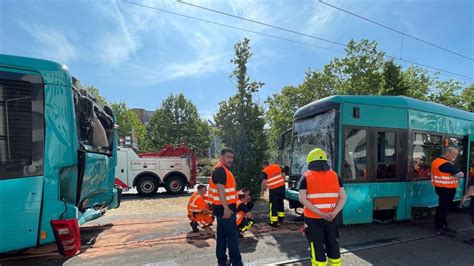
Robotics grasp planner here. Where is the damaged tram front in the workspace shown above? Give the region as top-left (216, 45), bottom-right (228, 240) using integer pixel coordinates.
top-left (0, 54), bottom-right (120, 254)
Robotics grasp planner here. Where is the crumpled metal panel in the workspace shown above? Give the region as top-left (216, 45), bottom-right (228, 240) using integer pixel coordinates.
top-left (80, 152), bottom-right (114, 209)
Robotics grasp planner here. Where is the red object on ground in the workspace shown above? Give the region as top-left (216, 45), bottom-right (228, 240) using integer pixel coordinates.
top-left (50, 219), bottom-right (81, 256)
top-left (139, 144), bottom-right (197, 188)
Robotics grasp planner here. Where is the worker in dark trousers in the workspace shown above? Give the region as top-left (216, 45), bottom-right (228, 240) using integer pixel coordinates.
top-left (298, 148), bottom-right (347, 266)
top-left (236, 192), bottom-right (254, 238)
top-left (208, 148), bottom-right (242, 266)
top-left (431, 147), bottom-right (465, 236)
top-left (461, 169), bottom-right (474, 245)
top-left (241, 188), bottom-right (254, 212)
top-left (260, 161), bottom-right (286, 226)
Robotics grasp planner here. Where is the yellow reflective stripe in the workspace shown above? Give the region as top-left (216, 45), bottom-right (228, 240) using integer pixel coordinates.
top-left (432, 175), bottom-right (455, 180)
top-left (307, 193), bottom-right (339, 199)
top-left (328, 257), bottom-right (341, 266)
top-left (267, 174), bottom-right (283, 182)
top-left (211, 195), bottom-right (237, 202)
top-left (209, 187), bottom-right (236, 193)
top-left (314, 203), bottom-right (336, 209)
top-left (267, 179), bottom-right (285, 187)
top-left (278, 212), bottom-right (285, 217)
top-left (310, 242), bottom-right (317, 266)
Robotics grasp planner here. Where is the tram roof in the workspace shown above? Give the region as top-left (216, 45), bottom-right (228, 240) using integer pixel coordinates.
top-left (294, 95), bottom-right (474, 122)
top-left (0, 54), bottom-right (71, 86)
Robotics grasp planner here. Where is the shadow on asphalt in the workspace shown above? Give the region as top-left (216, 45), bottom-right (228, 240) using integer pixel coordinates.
top-left (185, 228), bottom-right (215, 248)
top-left (239, 237), bottom-right (258, 254)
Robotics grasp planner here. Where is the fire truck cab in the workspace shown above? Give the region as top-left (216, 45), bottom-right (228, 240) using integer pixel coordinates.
top-left (115, 145), bottom-right (196, 196)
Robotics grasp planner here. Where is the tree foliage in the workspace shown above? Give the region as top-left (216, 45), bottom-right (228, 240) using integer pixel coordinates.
top-left (215, 38), bottom-right (267, 197)
top-left (147, 93), bottom-right (212, 156)
top-left (85, 86), bottom-right (108, 107)
top-left (110, 103), bottom-right (151, 152)
top-left (266, 39), bottom-right (473, 154)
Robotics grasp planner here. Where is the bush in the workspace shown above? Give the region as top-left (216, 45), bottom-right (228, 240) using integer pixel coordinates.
top-left (197, 157), bottom-right (219, 176)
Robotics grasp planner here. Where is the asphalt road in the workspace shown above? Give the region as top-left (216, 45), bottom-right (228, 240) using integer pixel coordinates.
top-left (1, 189), bottom-right (473, 266)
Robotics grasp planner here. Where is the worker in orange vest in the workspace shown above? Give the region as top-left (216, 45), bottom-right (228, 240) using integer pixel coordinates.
top-left (208, 148), bottom-right (242, 266)
top-left (299, 148), bottom-right (346, 266)
top-left (187, 184), bottom-right (214, 232)
top-left (260, 160), bottom-right (286, 226)
top-left (431, 147), bottom-right (464, 236)
top-left (236, 191), bottom-right (254, 238)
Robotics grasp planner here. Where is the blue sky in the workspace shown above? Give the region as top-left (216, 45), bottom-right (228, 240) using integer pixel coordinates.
top-left (1, 0), bottom-right (473, 120)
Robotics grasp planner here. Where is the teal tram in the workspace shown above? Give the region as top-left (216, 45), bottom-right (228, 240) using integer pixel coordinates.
top-left (283, 95), bottom-right (474, 225)
top-left (0, 54), bottom-right (120, 253)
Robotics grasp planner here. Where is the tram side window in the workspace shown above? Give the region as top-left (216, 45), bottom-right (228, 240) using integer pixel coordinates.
top-left (0, 75), bottom-right (44, 179)
top-left (376, 132), bottom-right (397, 179)
top-left (410, 133), bottom-right (442, 179)
top-left (343, 129), bottom-right (367, 181)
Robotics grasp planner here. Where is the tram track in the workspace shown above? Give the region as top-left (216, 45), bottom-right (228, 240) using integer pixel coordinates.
top-left (273, 227), bottom-right (474, 265)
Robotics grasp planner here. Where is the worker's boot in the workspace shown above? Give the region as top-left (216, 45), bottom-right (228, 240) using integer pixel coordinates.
top-left (442, 225), bottom-right (457, 237)
top-left (190, 221), bottom-right (199, 232)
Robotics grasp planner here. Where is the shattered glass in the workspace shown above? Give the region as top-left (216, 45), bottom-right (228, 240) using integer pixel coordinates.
top-left (291, 109), bottom-right (336, 175)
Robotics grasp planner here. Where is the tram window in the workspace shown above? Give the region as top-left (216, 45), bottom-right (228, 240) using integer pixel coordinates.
top-left (0, 74), bottom-right (44, 180)
top-left (376, 132), bottom-right (397, 179)
top-left (343, 129), bottom-right (367, 181)
top-left (448, 137), bottom-right (465, 170)
top-left (410, 133), bottom-right (442, 179)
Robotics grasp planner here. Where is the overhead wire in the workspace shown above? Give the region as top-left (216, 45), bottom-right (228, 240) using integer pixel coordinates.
top-left (176, 0), bottom-right (347, 47)
top-left (318, 0), bottom-right (474, 61)
top-left (122, 1), bottom-right (345, 55)
top-left (123, 0), bottom-right (474, 81)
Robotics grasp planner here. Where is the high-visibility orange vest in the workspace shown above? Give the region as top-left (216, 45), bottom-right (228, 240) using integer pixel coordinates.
top-left (208, 163), bottom-right (238, 205)
top-left (187, 192), bottom-right (207, 214)
top-left (263, 164), bottom-right (285, 190)
top-left (304, 170), bottom-right (340, 219)
top-left (236, 200), bottom-right (244, 225)
top-left (431, 157), bottom-right (458, 189)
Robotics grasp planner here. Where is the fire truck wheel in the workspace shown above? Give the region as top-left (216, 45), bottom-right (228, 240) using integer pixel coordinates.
top-left (165, 175), bottom-right (185, 194)
top-left (137, 176), bottom-right (159, 197)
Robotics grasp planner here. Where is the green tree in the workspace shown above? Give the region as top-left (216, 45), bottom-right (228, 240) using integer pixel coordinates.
top-left (429, 79), bottom-right (464, 109)
top-left (147, 93), bottom-right (211, 155)
top-left (215, 38), bottom-right (267, 197)
top-left (379, 60), bottom-right (408, 96)
top-left (110, 103), bottom-right (151, 152)
top-left (461, 83), bottom-right (474, 111)
top-left (85, 86), bottom-right (107, 107)
top-left (399, 66), bottom-right (432, 100)
top-left (325, 39), bottom-right (385, 95)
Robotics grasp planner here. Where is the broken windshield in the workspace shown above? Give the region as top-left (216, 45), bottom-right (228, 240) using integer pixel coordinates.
top-left (291, 109), bottom-right (336, 176)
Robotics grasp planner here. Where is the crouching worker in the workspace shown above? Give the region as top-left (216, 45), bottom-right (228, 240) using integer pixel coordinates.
top-left (236, 191), bottom-right (254, 238)
top-left (188, 184), bottom-right (214, 232)
top-left (299, 148), bottom-right (347, 266)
